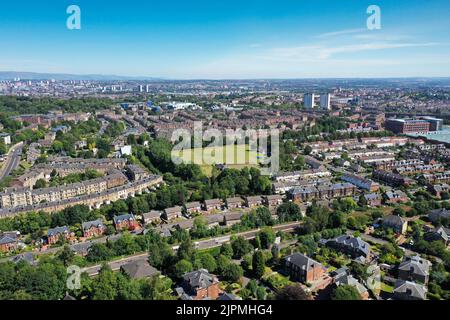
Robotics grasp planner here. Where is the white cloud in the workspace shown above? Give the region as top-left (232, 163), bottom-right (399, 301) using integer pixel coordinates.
top-left (316, 28), bottom-right (366, 38)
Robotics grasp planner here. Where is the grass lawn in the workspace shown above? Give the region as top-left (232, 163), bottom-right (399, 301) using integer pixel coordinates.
top-left (380, 282), bottom-right (394, 294)
top-left (171, 144), bottom-right (264, 176)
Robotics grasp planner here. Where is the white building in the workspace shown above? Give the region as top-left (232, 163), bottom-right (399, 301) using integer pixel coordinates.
top-left (304, 94), bottom-right (315, 109)
top-left (0, 133), bottom-right (11, 145)
top-left (320, 93), bottom-right (331, 110)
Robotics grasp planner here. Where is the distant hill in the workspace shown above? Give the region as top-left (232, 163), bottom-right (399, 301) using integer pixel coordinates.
top-left (0, 71), bottom-right (162, 81)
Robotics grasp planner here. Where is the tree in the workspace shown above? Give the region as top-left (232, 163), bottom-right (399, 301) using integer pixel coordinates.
top-left (357, 194), bottom-right (367, 207)
top-left (231, 236), bottom-right (253, 259)
top-left (199, 253), bottom-right (217, 273)
top-left (174, 259), bottom-right (193, 278)
top-left (276, 202), bottom-right (302, 222)
top-left (220, 243), bottom-right (233, 258)
top-left (140, 275), bottom-right (174, 300)
top-left (331, 285), bottom-right (362, 300)
top-left (34, 179), bottom-right (47, 189)
top-left (252, 251), bottom-right (266, 279)
top-left (258, 228), bottom-right (275, 249)
top-left (222, 264), bottom-right (243, 283)
top-left (275, 284), bottom-right (310, 300)
top-left (177, 237), bottom-right (195, 261)
top-left (56, 245), bottom-right (74, 267)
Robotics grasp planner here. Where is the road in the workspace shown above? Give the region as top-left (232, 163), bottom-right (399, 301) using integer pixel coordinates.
top-left (0, 142), bottom-right (23, 180)
top-left (82, 221), bottom-right (302, 276)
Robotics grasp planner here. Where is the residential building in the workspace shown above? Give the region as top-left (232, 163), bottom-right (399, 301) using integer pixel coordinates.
top-left (177, 269), bottom-right (222, 300)
top-left (184, 201), bottom-right (202, 215)
top-left (304, 93), bottom-right (315, 109)
top-left (383, 190), bottom-right (409, 204)
top-left (382, 215), bottom-right (408, 234)
top-left (163, 206), bottom-right (183, 221)
top-left (284, 253), bottom-right (326, 283)
top-left (203, 199), bottom-right (223, 212)
top-left (0, 231), bottom-right (19, 253)
top-left (142, 211), bottom-right (162, 225)
top-left (264, 194), bottom-right (283, 207)
top-left (120, 259), bottom-right (159, 279)
top-left (245, 195), bottom-right (264, 208)
top-left (113, 213), bottom-right (140, 231)
top-left (428, 208), bottom-right (450, 223)
top-left (342, 173), bottom-right (380, 192)
top-left (324, 235), bottom-right (370, 260)
top-left (47, 226), bottom-right (74, 245)
top-left (393, 280), bottom-right (427, 300)
top-left (82, 219), bottom-right (106, 238)
top-left (398, 256), bottom-right (431, 284)
top-left (320, 93), bottom-right (331, 110)
top-left (226, 197), bottom-right (243, 209)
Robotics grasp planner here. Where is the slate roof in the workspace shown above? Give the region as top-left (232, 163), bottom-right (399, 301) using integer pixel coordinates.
top-left (327, 235), bottom-right (370, 257)
top-left (0, 233), bottom-right (18, 245)
top-left (113, 214), bottom-right (135, 224)
top-left (183, 269), bottom-right (216, 289)
top-left (82, 219), bottom-right (104, 231)
top-left (398, 256), bottom-right (431, 277)
top-left (394, 280), bottom-right (427, 300)
top-left (48, 226), bottom-right (69, 237)
top-left (285, 252), bottom-right (324, 271)
top-left (334, 274), bottom-right (368, 295)
top-left (429, 208), bottom-right (450, 223)
top-left (120, 259), bottom-right (159, 279)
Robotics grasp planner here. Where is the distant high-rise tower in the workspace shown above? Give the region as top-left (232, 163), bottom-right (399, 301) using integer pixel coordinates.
top-left (304, 93), bottom-right (315, 109)
top-left (320, 93), bottom-right (331, 110)
top-left (145, 85), bottom-right (151, 93)
top-left (138, 85), bottom-right (144, 92)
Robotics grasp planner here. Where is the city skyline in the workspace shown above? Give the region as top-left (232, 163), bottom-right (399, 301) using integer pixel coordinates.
top-left (0, 1), bottom-right (449, 79)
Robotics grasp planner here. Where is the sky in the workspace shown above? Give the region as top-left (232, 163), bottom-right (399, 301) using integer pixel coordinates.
top-left (0, 0), bottom-right (449, 79)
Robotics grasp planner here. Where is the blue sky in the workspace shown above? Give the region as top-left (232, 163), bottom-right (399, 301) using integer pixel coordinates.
top-left (0, 0), bottom-right (449, 79)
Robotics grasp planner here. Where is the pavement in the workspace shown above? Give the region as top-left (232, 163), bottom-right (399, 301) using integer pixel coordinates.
top-left (0, 142), bottom-right (23, 180)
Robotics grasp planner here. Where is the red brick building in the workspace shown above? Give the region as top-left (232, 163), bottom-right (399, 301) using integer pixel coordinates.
top-left (113, 214), bottom-right (140, 231)
top-left (284, 253), bottom-right (327, 283)
top-left (82, 219), bottom-right (106, 238)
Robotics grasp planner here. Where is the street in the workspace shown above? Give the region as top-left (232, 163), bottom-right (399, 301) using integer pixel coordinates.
top-left (82, 221), bottom-right (302, 276)
top-left (0, 142), bottom-right (23, 180)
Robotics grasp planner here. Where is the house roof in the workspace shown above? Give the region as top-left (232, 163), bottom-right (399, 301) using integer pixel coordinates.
top-left (429, 208), bottom-right (450, 222)
top-left (432, 226), bottom-right (450, 241)
top-left (328, 235), bottom-right (370, 256)
top-left (217, 293), bottom-right (242, 300)
top-left (164, 206), bottom-right (183, 214)
top-left (11, 252), bottom-right (35, 265)
top-left (183, 269), bottom-right (216, 289)
top-left (398, 256), bottom-right (431, 276)
top-left (394, 280), bottom-right (427, 300)
top-left (204, 199), bottom-right (223, 206)
top-left (246, 196), bottom-right (263, 202)
top-left (185, 201), bottom-right (202, 209)
top-left (0, 233), bottom-right (18, 245)
top-left (142, 210), bottom-right (162, 220)
top-left (48, 226), bottom-right (69, 237)
top-left (113, 214), bottom-right (135, 224)
top-left (226, 197), bottom-right (243, 204)
top-left (82, 219), bottom-right (104, 231)
top-left (120, 259), bottom-right (159, 279)
top-left (383, 215), bottom-right (405, 227)
top-left (285, 252), bottom-right (324, 272)
top-left (335, 274), bottom-right (368, 295)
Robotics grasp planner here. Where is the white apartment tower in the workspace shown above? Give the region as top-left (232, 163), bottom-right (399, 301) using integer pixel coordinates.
top-left (304, 93), bottom-right (315, 109)
top-left (320, 93), bottom-right (331, 110)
